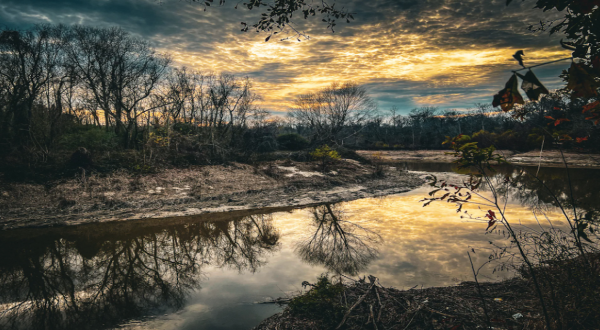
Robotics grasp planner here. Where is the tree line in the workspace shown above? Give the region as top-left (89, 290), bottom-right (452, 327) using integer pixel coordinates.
top-left (0, 24), bottom-right (266, 164)
top-left (1, 24), bottom-right (598, 173)
top-left (288, 91), bottom-right (599, 153)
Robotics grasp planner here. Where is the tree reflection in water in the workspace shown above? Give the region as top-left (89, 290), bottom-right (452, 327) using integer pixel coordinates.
top-left (296, 204), bottom-right (382, 276)
top-left (406, 161), bottom-right (599, 220)
top-left (0, 215), bottom-right (279, 330)
top-left (500, 166), bottom-right (600, 218)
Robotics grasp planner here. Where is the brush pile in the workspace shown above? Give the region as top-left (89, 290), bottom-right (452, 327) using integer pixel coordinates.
top-left (255, 275), bottom-right (544, 330)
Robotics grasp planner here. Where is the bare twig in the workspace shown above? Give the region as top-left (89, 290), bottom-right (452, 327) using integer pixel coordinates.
top-left (468, 251), bottom-right (492, 329)
top-left (369, 304), bottom-right (379, 330)
top-left (335, 279), bottom-right (376, 329)
top-left (402, 304), bottom-right (424, 330)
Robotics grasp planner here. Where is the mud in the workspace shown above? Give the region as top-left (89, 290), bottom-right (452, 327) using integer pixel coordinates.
top-left (357, 149), bottom-right (600, 168)
top-left (0, 159), bottom-right (423, 230)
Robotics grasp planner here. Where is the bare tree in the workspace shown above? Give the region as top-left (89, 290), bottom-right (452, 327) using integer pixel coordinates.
top-left (66, 26), bottom-right (170, 148)
top-left (0, 25), bottom-right (66, 152)
top-left (289, 82), bottom-right (376, 145)
top-left (407, 106), bottom-right (437, 148)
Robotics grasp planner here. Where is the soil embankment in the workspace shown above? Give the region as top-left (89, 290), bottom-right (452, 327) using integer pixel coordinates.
top-left (0, 159), bottom-right (423, 230)
top-left (357, 150), bottom-right (600, 168)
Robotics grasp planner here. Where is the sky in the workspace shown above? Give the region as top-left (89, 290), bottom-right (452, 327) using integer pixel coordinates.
top-left (0, 0), bottom-right (573, 115)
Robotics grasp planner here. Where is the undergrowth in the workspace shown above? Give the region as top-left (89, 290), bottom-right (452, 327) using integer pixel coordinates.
top-left (288, 274), bottom-right (346, 325)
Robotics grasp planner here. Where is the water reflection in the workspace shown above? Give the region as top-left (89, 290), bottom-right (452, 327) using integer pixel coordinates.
top-left (404, 162), bottom-right (599, 216)
top-left (504, 167), bottom-right (600, 217)
top-left (295, 204), bottom-right (381, 276)
top-left (1, 164), bottom-right (597, 330)
top-left (0, 215), bottom-right (279, 330)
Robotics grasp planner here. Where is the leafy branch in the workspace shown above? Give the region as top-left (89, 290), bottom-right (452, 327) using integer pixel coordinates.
top-left (192, 0), bottom-right (354, 41)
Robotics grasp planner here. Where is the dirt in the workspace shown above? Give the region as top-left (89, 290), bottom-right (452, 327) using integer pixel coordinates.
top-left (505, 150), bottom-right (600, 168)
top-left (357, 150), bottom-right (600, 168)
top-left (357, 150), bottom-right (516, 163)
top-left (0, 159), bottom-right (423, 230)
top-left (254, 276), bottom-right (541, 330)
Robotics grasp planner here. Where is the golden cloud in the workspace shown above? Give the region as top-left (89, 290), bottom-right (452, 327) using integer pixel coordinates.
top-left (164, 15), bottom-right (571, 113)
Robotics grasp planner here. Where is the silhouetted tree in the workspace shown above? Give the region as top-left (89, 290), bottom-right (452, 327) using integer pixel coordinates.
top-left (66, 26), bottom-right (170, 148)
top-left (289, 82), bottom-right (376, 145)
top-left (0, 25), bottom-right (69, 153)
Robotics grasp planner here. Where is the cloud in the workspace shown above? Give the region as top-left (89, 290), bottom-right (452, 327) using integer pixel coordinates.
top-left (0, 0), bottom-right (572, 114)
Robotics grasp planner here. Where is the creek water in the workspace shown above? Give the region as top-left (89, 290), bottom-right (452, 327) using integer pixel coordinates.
top-left (0, 163), bottom-right (597, 330)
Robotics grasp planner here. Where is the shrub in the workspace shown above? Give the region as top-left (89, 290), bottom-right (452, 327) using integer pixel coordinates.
top-left (254, 134), bottom-right (278, 153)
top-left (172, 122), bottom-right (196, 135)
top-left (370, 151), bottom-right (386, 177)
top-left (277, 133), bottom-right (309, 151)
top-left (527, 131), bottom-right (545, 149)
top-left (471, 129), bottom-right (531, 151)
top-left (288, 275), bottom-right (346, 325)
top-left (69, 147), bottom-right (93, 169)
top-left (310, 145), bottom-right (341, 171)
top-left (59, 126), bottom-right (119, 152)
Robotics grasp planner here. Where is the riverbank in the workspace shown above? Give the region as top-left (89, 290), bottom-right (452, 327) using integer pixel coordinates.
top-left (0, 159), bottom-right (423, 230)
top-left (254, 275), bottom-right (538, 330)
top-left (357, 150), bottom-right (600, 168)
top-left (255, 250), bottom-right (600, 330)
top-left (3, 148), bottom-right (598, 230)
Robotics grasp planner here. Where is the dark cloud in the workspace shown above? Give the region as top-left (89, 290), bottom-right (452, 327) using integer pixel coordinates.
top-left (0, 0), bottom-right (571, 114)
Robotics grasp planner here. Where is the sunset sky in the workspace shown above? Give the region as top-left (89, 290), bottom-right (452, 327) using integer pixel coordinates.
top-left (0, 0), bottom-right (572, 115)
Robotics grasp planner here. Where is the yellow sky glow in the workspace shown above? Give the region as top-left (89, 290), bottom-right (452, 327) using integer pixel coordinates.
top-left (165, 20), bottom-right (571, 113)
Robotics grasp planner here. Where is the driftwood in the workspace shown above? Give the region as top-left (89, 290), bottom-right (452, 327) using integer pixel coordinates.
top-left (254, 275), bottom-right (539, 330)
top-left (335, 276), bottom-right (377, 329)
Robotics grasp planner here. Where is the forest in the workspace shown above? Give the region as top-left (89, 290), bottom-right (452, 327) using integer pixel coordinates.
top-left (1, 24), bottom-right (598, 181)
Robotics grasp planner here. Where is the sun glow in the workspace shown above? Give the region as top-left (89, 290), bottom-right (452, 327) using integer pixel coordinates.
top-left (164, 14), bottom-right (571, 114)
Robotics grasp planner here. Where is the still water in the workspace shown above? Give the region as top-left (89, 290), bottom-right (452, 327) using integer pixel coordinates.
top-left (0, 164), bottom-right (597, 330)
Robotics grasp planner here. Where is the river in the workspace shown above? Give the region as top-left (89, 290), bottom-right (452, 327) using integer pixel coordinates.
top-left (0, 163), bottom-right (597, 330)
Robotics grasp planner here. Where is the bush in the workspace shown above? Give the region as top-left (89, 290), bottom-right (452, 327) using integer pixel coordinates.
top-left (246, 131), bottom-right (278, 153)
top-left (172, 122), bottom-right (196, 135)
top-left (518, 233), bottom-right (600, 330)
top-left (471, 129), bottom-right (532, 151)
top-left (337, 147), bottom-right (370, 164)
top-left (370, 151), bottom-right (386, 177)
top-left (59, 126), bottom-right (119, 152)
top-left (288, 275), bottom-right (346, 325)
top-left (277, 133), bottom-right (309, 151)
top-left (373, 141), bottom-right (390, 149)
top-left (69, 147), bottom-right (93, 169)
top-left (310, 145), bottom-right (341, 171)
